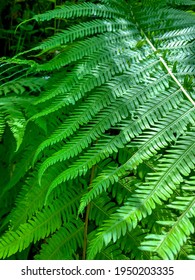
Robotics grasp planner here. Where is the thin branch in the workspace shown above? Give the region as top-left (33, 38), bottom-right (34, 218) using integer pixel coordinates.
top-left (82, 164), bottom-right (97, 260)
top-left (144, 35), bottom-right (195, 107)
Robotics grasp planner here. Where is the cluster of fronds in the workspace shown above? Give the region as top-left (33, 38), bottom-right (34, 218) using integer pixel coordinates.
top-left (0, 0), bottom-right (195, 260)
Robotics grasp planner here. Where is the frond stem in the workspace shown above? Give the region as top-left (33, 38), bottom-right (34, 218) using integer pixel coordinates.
top-left (143, 34), bottom-right (195, 107)
top-left (82, 164), bottom-right (97, 260)
top-left (130, 9), bottom-right (195, 107)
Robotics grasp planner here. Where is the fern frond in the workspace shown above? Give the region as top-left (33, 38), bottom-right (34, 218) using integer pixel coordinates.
top-left (140, 210), bottom-right (194, 259)
top-left (33, 3), bottom-right (125, 22)
top-left (140, 177), bottom-right (195, 259)
top-left (35, 219), bottom-right (84, 260)
top-left (32, 19), bottom-right (134, 52)
top-left (79, 103), bottom-right (195, 214)
top-left (95, 243), bottom-right (130, 260)
top-left (0, 77), bottom-right (46, 96)
top-left (117, 226), bottom-right (149, 260)
top-left (87, 128), bottom-right (195, 259)
top-left (0, 191), bottom-right (81, 259)
top-left (42, 91), bottom-right (189, 198)
top-left (89, 194), bottom-right (118, 226)
top-left (33, 65), bottom-right (170, 161)
top-left (0, 98), bottom-right (27, 151)
top-left (0, 112), bottom-right (5, 139)
top-left (35, 30), bottom-right (139, 72)
top-left (7, 176), bottom-right (81, 231)
top-left (167, 0), bottom-right (195, 5)
top-left (79, 163), bottom-right (119, 215)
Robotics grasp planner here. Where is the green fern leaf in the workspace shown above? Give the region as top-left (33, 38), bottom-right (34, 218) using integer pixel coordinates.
top-left (35, 219), bottom-right (84, 260)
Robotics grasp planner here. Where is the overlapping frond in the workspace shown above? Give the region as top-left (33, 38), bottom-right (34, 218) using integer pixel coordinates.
top-left (33, 3), bottom-right (125, 22)
top-left (0, 190), bottom-right (81, 258)
top-left (35, 219), bottom-right (84, 260)
top-left (139, 176), bottom-right (195, 259)
top-left (87, 129), bottom-right (195, 259)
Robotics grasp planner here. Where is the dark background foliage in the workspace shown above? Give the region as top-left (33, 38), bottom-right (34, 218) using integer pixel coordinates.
top-left (0, 0), bottom-right (84, 57)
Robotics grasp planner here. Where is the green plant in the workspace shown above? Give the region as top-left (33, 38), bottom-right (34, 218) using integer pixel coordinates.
top-left (0, 0), bottom-right (195, 260)
top-left (0, 0), bottom-right (68, 57)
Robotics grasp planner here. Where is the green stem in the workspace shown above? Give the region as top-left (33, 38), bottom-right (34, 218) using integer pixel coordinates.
top-left (82, 164), bottom-right (96, 260)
